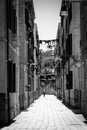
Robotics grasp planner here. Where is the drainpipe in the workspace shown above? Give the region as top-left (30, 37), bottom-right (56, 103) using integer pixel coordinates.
top-left (7, 0), bottom-right (10, 124)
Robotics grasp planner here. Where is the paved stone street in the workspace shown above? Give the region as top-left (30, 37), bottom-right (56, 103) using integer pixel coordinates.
top-left (1, 95), bottom-right (87, 130)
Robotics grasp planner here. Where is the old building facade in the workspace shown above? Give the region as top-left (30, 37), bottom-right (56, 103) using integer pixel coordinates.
top-left (0, 0), bottom-right (20, 124)
top-left (57, 0), bottom-right (81, 107)
top-left (33, 23), bottom-right (40, 99)
top-left (55, 22), bottom-right (63, 99)
top-left (0, 0), bottom-right (39, 124)
top-left (80, 1), bottom-right (87, 117)
top-left (19, 0), bottom-right (35, 111)
top-left (56, 0), bottom-right (87, 117)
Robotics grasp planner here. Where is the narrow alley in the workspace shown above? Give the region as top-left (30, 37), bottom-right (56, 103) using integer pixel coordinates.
top-left (1, 0), bottom-right (87, 129)
top-left (1, 95), bottom-right (87, 130)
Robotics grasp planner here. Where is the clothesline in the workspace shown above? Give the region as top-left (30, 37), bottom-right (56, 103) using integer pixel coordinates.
top-left (38, 39), bottom-right (59, 44)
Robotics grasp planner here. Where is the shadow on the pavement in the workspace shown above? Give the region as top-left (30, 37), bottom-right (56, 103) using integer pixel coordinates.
top-left (23, 109), bottom-right (29, 112)
top-left (0, 120), bottom-right (15, 129)
top-left (62, 100), bottom-right (82, 114)
top-left (58, 99), bottom-right (82, 114)
top-left (60, 99), bottom-right (87, 125)
top-left (22, 103), bottom-right (35, 112)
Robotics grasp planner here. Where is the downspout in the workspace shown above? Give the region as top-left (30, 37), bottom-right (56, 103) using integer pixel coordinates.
top-left (7, 0), bottom-right (10, 124)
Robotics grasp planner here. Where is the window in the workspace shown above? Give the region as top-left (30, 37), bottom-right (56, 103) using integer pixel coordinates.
top-left (66, 71), bottom-right (73, 89)
top-left (68, 3), bottom-right (72, 24)
top-left (66, 18), bottom-right (69, 34)
top-left (8, 0), bottom-right (17, 33)
top-left (25, 8), bottom-right (30, 31)
top-left (68, 34), bottom-right (72, 56)
top-left (8, 61), bottom-right (16, 92)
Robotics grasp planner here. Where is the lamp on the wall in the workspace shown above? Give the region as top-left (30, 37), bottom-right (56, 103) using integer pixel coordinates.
top-left (60, 0), bottom-right (68, 17)
top-left (60, 10), bottom-right (68, 17)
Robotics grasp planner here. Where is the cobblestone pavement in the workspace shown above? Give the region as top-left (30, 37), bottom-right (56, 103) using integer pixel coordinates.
top-left (1, 95), bottom-right (87, 130)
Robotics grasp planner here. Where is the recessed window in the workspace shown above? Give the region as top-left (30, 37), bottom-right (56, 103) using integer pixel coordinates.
top-left (68, 3), bottom-right (72, 24)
